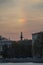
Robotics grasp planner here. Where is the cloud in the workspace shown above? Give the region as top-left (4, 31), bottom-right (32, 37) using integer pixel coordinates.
top-left (0, 0), bottom-right (43, 40)
top-left (31, 2), bottom-right (43, 10)
top-left (0, 0), bottom-right (19, 9)
top-left (0, 0), bottom-right (43, 22)
top-left (1, 0), bottom-right (43, 11)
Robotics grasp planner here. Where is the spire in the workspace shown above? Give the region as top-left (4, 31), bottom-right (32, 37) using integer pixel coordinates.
top-left (20, 32), bottom-right (23, 40)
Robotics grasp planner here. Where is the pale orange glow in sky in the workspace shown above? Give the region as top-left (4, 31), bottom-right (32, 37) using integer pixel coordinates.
top-left (18, 18), bottom-right (26, 23)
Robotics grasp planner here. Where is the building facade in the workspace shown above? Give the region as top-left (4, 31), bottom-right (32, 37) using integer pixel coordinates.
top-left (0, 36), bottom-right (12, 52)
top-left (32, 32), bottom-right (43, 58)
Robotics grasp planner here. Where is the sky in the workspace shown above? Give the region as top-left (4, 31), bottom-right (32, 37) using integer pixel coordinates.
top-left (0, 0), bottom-right (43, 41)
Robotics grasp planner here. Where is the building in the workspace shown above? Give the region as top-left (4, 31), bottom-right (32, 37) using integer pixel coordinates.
top-left (32, 32), bottom-right (43, 58)
top-left (0, 36), bottom-right (12, 52)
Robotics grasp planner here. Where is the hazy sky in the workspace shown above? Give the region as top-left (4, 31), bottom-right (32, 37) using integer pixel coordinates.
top-left (0, 0), bottom-right (43, 40)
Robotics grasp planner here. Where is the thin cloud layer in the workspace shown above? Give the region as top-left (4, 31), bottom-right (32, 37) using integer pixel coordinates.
top-left (0, 0), bottom-right (43, 40)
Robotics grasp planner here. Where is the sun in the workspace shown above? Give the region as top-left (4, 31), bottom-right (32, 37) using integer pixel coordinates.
top-left (18, 18), bottom-right (26, 23)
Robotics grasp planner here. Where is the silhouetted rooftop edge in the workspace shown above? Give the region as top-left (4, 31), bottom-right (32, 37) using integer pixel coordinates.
top-left (32, 31), bottom-right (43, 35)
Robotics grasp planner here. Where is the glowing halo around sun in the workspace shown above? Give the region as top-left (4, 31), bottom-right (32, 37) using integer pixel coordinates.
top-left (18, 18), bottom-right (26, 23)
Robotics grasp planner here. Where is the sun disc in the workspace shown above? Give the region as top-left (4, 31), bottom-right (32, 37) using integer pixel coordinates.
top-left (19, 18), bottom-right (25, 23)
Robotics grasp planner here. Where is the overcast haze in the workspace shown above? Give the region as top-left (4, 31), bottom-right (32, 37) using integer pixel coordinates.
top-left (0, 0), bottom-right (43, 40)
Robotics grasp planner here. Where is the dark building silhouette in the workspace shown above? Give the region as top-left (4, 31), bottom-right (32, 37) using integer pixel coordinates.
top-left (32, 32), bottom-right (43, 58)
top-left (20, 32), bottom-right (23, 40)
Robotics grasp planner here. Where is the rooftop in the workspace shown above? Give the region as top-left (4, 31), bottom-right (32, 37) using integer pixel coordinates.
top-left (32, 31), bottom-right (43, 35)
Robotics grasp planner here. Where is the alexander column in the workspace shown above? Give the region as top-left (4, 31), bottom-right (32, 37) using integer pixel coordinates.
top-left (20, 32), bottom-right (23, 40)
